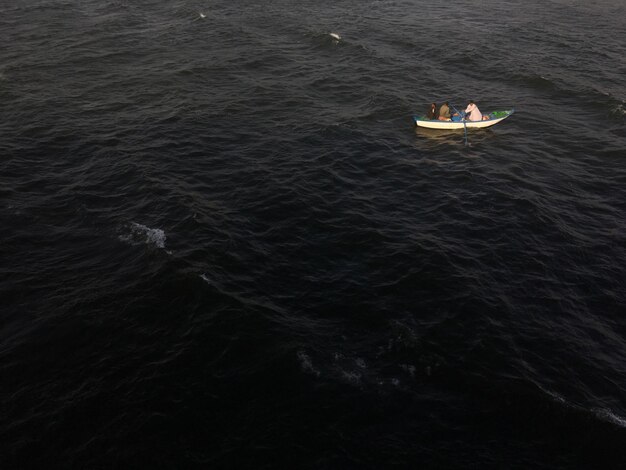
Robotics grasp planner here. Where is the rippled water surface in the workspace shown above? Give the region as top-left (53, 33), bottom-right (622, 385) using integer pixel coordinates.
top-left (1, 0), bottom-right (625, 468)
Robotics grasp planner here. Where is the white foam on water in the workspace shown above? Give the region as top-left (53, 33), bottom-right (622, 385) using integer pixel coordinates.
top-left (119, 222), bottom-right (166, 249)
top-left (611, 103), bottom-right (625, 116)
top-left (297, 351), bottom-right (320, 377)
top-left (535, 383), bottom-right (626, 429)
top-left (593, 407), bottom-right (626, 428)
top-left (341, 370), bottom-right (361, 385)
top-left (534, 382), bottom-right (567, 405)
top-left (200, 273), bottom-right (210, 284)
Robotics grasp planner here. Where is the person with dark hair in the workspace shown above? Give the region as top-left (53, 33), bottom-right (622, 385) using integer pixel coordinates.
top-left (438, 102), bottom-right (451, 121)
top-left (426, 102), bottom-right (438, 120)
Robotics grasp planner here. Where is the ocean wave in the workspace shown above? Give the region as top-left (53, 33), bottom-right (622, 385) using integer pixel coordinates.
top-left (119, 222), bottom-right (166, 249)
top-left (609, 103), bottom-right (625, 117)
top-left (297, 350), bottom-right (320, 377)
top-left (508, 72), bottom-right (560, 92)
top-left (593, 407), bottom-right (626, 429)
top-left (2, 0), bottom-right (626, 467)
top-left (535, 382), bottom-right (626, 430)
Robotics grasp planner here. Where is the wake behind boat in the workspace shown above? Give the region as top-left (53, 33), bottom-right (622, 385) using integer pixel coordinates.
top-left (413, 109), bottom-right (514, 129)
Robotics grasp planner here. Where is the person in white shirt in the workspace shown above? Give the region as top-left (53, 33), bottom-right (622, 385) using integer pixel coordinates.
top-left (464, 100), bottom-right (483, 121)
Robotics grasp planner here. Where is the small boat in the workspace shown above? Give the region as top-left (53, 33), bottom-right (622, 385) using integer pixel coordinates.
top-left (413, 109), bottom-right (514, 130)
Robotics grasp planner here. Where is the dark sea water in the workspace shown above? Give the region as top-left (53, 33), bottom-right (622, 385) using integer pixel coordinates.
top-left (1, 0), bottom-right (625, 468)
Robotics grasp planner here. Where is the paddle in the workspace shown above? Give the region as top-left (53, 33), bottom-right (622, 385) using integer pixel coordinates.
top-left (450, 104), bottom-right (468, 147)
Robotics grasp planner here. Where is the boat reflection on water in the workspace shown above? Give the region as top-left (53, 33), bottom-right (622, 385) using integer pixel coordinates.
top-left (414, 126), bottom-right (497, 149)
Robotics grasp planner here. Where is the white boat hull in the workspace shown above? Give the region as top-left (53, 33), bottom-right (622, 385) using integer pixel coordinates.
top-left (413, 110), bottom-right (514, 129)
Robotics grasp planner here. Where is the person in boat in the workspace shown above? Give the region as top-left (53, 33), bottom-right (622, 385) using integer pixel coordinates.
top-left (438, 102), bottom-right (451, 121)
top-left (426, 103), bottom-right (438, 120)
top-left (464, 100), bottom-right (483, 121)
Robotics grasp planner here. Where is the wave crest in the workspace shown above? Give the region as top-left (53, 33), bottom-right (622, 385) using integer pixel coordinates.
top-left (119, 222), bottom-right (166, 249)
